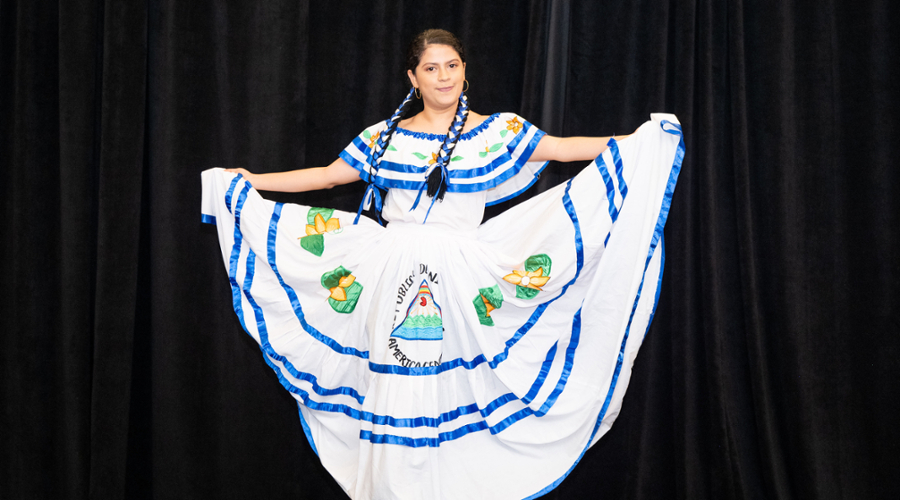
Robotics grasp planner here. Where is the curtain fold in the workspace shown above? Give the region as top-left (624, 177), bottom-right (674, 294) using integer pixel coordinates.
top-left (1, 1), bottom-right (897, 498)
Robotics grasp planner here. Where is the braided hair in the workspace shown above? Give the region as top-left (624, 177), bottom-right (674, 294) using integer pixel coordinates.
top-left (366, 87), bottom-right (416, 181)
top-left (426, 91), bottom-right (469, 201)
top-left (364, 29), bottom-right (469, 210)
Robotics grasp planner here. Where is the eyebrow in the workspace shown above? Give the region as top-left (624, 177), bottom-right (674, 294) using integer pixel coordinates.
top-left (421, 59), bottom-right (461, 66)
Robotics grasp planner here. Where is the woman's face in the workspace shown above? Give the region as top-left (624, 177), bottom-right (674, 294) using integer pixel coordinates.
top-left (408, 44), bottom-right (466, 110)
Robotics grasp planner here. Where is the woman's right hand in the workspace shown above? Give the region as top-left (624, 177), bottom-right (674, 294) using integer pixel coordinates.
top-left (225, 168), bottom-right (253, 179)
top-left (224, 168), bottom-right (255, 183)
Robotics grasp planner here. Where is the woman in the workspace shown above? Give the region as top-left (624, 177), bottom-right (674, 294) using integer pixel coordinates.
top-left (202, 29), bottom-right (684, 499)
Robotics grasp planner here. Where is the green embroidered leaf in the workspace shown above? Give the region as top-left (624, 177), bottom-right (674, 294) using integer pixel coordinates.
top-left (479, 284), bottom-right (504, 309)
top-left (478, 151), bottom-right (488, 158)
top-left (299, 234), bottom-right (324, 257)
top-left (472, 295), bottom-right (494, 327)
top-left (321, 265), bottom-right (353, 290)
top-left (473, 284), bottom-right (503, 327)
top-left (489, 142), bottom-right (504, 153)
top-left (363, 130), bottom-right (371, 139)
top-left (329, 281), bottom-right (363, 314)
top-left (500, 129), bottom-right (508, 138)
top-left (524, 254), bottom-right (552, 275)
top-left (451, 155), bottom-right (463, 162)
top-left (387, 145), bottom-right (398, 151)
top-left (307, 207), bottom-right (335, 225)
top-left (516, 286), bottom-right (540, 300)
top-left (412, 152), bottom-right (428, 160)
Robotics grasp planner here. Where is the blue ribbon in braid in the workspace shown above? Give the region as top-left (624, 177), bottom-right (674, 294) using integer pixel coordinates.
top-left (354, 87), bottom-right (417, 224)
top-left (410, 90), bottom-right (469, 222)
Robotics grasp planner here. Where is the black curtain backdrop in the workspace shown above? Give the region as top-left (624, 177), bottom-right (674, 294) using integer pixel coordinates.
top-left (2, 1), bottom-right (898, 498)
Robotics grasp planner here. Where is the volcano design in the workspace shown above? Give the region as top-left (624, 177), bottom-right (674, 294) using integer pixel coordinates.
top-left (390, 280), bottom-right (443, 341)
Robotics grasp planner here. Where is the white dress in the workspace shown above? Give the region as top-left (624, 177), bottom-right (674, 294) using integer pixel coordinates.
top-left (201, 112), bottom-right (684, 499)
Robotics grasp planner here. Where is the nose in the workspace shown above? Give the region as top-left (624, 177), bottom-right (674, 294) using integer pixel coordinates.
top-left (438, 67), bottom-right (449, 81)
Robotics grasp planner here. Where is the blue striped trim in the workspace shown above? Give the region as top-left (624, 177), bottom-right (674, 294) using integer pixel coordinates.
top-left (216, 169), bottom-right (592, 448)
top-left (367, 178), bottom-right (585, 376)
top-left (644, 235), bottom-right (665, 340)
top-left (219, 184), bottom-right (366, 426)
top-left (339, 149), bottom-right (370, 177)
top-left (227, 183), bottom-right (252, 332)
top-left (393, 113), bottom-right (500, 141)
top-left (266, 203), bottom-right (370, 359)
top-left (355, 181), bottom-right (588, 447)
top-left (595, 154), bottom-right (619, 222)
top-left (342, 126), bottom-right (546, 194)
top-left (224, 174), bottom-right (241, 214)
top-left (242, 249), bottom-right (365, 404)
top-left (534, 307), bottom-right (582, 417)
top-left (201, 214), bottom-right (217, 225)
top-left (609, 138), bottom-right (628, 199)
top-left (484, 161), bottom-right (549, 206)
top-left (521, 341), bottom-right (558, 404)
top-left (524, 119), bottom-right (686, 500)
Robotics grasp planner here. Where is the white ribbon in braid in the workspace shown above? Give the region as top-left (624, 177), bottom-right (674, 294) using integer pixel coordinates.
top-left (426, 91), bottom-right (469, 202)
top-left (367, 87), bottom-right (417, 181)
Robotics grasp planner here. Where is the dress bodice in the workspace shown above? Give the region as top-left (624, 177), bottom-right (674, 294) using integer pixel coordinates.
top-left (339, 112), bottom-right (548, 231)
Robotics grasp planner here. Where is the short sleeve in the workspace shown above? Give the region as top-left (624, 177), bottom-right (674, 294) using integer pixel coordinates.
top-left (338, 121), bottom-right (389, 182)
top-left (478, 113), bottom-right (548, 205)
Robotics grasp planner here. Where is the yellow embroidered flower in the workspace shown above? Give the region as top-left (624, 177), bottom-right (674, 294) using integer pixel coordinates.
top-left (368, 131), bottom-right (381, 149)
top-left (484, 140), bottom-right (491, 153)
top-left (329, 274), bottom-right (356, 301)
top-left (428, 152), bottom-right (439, 165)
top-left (502, 268), bottom-right (550, 290)
top-left (506, 116), bottom-right (522, 135)
top-left (305, 213), bottom-right (341, 236)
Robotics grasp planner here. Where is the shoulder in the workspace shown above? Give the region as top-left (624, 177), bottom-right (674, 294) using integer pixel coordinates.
top-left (462, 112), bottom-right (488, 133)
top-left (462, 112), bottom-right (529, 133)
top-left (458, 113), bottom-right (534, 143)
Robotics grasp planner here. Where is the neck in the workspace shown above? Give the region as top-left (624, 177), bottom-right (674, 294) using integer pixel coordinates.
top-left (418, 100), bottom-right (459, 129)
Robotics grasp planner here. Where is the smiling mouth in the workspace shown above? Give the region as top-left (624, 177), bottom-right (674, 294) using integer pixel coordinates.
top-left (437, 86), bottom-right (455, 92)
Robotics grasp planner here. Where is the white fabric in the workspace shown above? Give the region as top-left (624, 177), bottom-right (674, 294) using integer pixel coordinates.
top-left (338, 112), bottom-right (549, 206)
top-left (201, 113), bottom-right (683, 499)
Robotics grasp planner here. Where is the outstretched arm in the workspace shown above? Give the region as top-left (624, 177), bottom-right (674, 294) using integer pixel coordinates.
top-left (225, 157), bottom-right (361, 193)
top-left (529, 131), bottom-right (634, 163)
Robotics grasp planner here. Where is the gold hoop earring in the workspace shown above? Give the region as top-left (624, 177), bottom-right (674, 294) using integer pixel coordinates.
top-left (415, 87), bottom-right (421, 99)
top-left (463, 80), bottom-right (469, 92)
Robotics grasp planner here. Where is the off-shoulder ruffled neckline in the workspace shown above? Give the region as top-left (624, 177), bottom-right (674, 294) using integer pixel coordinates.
top-left (392, 113), bottom-right (502, 142)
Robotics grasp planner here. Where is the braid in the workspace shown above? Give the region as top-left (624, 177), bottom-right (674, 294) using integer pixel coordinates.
top-left (426, 91), bottom-right (469, 201)
top-left (367, 87), bottom-right (416, 178)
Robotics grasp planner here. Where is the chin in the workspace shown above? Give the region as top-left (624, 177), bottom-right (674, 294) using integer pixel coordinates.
top-left (431, 92), bottom-right (460, 108)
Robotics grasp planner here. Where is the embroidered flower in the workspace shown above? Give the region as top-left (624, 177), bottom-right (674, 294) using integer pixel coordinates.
top-left (321, 266), bottom-right (364, 313)
top-left (503, 268), bottom-right (550, 290)
top-left (506, 116), bottom-right (523, 135)
top-left (367, 131), bottom-right (381, 149)
top-left (429, 152), bottom-right (438, 165)
top-left (299, 208), bottom-right (342, 257)
top-left (479, 141), bottom-right (504, 158)
top-left (328, 274), bottom-right (356, 301)
top-left (503, 254), bottom-right (552, 299)
top-left (305, 213), bottom-right (341, 236)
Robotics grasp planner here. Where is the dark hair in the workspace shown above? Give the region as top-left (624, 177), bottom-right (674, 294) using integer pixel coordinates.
top-left (362, 29), bottom-right (469, 221)
top-left (406, 29), bottom-right (466, 84)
